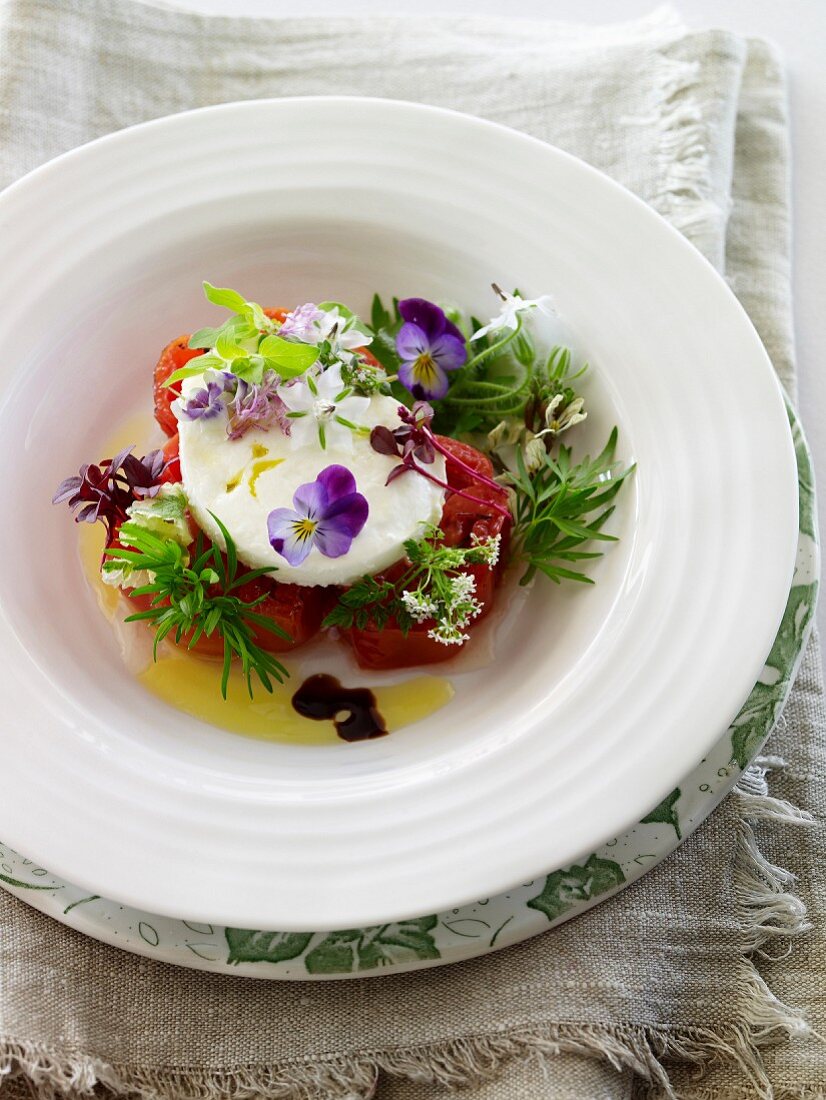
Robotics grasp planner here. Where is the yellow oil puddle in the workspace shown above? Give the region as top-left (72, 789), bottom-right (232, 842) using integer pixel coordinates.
top-left (75, 415), bottom-right (455, 744)
top-left (139, 651), bottom-right (454, 745)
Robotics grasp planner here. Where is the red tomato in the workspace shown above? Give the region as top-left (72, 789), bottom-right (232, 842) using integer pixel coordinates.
top-left (153, 336), bottom-right (205, 437)
top-left (343, 437), bottom-right (511, 670)
top-left (231, 576), bottom-right (331, 653)
top-left (159, 434), bottom-right (181, 484)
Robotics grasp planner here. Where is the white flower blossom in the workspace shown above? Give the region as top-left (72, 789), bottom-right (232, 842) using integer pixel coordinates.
top-left (471, 532), bottom-right (501, 567)
top-left (427, 622), bottom-right (471, 646)
top-left (446, 572), bottom-right (477, 608)
top-left (487, 418), bottom-right (525, 450)
top-left (401, 590), bottom-right (439, 623)
top-left (471, 290), bottom-right (554, 342)
top-left (523, 433), bottom-right (547, 473)
top-left (277, 363), bottom-right (370, 451)
top-left (536, 394), bottom-right (587, 437)
top-left (317, 308), bottom-right (371, 350)
top-left (277, 304), bottom-right (373, 367)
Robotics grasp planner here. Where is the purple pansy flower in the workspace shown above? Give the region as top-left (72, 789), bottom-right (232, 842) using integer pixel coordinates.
top-left (395, 298), bottom-right (467, 401)
top-left (267, 464), bottom-right (369, 566)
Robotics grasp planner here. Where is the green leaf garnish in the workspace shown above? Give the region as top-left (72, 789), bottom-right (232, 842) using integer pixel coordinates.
top-left (257, 334), bottom-right (320, 377)
top-left (508, 428), bottom-right (634, 585)
top-left (169, 283), bottom-right (321, 388)
top-left (103, 516), bottom-right (290, 699)
top-left (202, 282), bottom-right (250, 314)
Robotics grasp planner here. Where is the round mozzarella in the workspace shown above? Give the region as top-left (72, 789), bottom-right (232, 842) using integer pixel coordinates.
top-left (176, 380), bottom-right (446, 587)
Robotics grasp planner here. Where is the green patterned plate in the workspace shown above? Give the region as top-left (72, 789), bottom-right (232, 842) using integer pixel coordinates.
top-left (0, 402), bottom-right (815, 980)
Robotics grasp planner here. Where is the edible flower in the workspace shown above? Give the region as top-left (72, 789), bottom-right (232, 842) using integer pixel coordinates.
top-left (317, 307), bottom-right (372, 360)
top-left (267, 465), bottom-right (369, 566)
top-left (279, 303), bottom-right (373, 367)
top-left (395, 298), bottom-right (467, 400)
top-left (470, 285), bottom-right (554, 342)
top-left (537, 393), bottom-right (587, 437)
top-left (322, 525), bottom-right (502, 645)
top-left (177, 370), bottom-right (230, 421)
top-left (278, 302), bottom-right (325, 341)
top-left (277, 363), bottom-right (370, 450)
top-left (227, 371), bottom-right (291, 440)
top-left (52, 446), bottom-right (166, 542)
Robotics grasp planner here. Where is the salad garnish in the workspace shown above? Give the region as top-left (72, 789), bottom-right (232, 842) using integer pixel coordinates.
top-left (370, 402), bottom-right (511, 521)
top-left (52, 446), bottom-right (166, 543)
top-left (278, 363), bottom-right (369, 451)
top-left (470, 284), bottom-right (554, 341)
top-left (395, 297), bottom-right (467, 400)
top-left (55, 279), bottom-right (634, 702)
top-left (104, 512), bottom-right (289, 698)
top-left (322, 525), bottom-right (500, 645)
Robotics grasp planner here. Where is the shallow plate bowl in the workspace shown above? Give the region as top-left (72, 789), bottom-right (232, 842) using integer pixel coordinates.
top-left (0, 97), bottom-right (798, 930)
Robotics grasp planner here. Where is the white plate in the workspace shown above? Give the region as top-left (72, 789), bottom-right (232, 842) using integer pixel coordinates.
top-left (0, 98), bottom-right (798, 930)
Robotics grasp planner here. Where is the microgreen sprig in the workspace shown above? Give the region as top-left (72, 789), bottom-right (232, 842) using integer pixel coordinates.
top-left (507, 428), bottom-right (634, 586)
top-left (104, 513), bottom-right (290, 698)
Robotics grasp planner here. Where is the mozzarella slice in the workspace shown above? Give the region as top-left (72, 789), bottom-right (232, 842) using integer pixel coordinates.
top-left (176, 380), bottom-right (446, 587)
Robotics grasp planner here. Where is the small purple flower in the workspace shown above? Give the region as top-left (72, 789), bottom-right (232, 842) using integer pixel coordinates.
top-left (179, 371), bottom-right (230, 422)
top-left (395, 298), bottom-right (467, 401)
top-left (278, 302), bottom-right (324, 342)
top-left (227, 370), bottom-right (291, 440)
top-left (267, 465), bottom-right (369, 566)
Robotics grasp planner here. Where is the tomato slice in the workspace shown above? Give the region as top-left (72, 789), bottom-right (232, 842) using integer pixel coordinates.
top-left (153, 336), bottom-right (205, 437)
top-left (231, 576), bottom-right (331, 653)
top-left (159, 433), bottom-right (181, 484)
top-left (343, 436), bottom-right (511, 670)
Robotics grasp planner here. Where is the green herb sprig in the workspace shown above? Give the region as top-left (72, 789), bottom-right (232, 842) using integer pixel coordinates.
top-left (508, 428), bottom-right (634, 586)
top-left (323, 526), bottom-right (501, 646)
top-left (103, 513), bottom-right (291, 698)
top-left (165, 282), bottom-right (319, 388)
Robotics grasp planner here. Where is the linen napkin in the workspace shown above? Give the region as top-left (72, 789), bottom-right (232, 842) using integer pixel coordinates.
top-left (0, 3), bottom-right (823, 1097)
